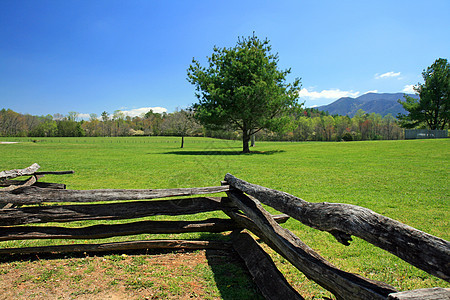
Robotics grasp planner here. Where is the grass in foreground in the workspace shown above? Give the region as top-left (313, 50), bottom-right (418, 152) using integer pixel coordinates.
top-left (0, 250), bottom-right (261, 300)
top-left (0, 137), bottom-right (449, 299)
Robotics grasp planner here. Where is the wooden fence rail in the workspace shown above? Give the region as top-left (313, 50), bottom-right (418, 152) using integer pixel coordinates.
top-left (0, 197), bottom-right (231, 225)
top-left (224, 174), bottom-right (450, 283)
top-left (0, 164), bottom-right (448, 300)
top-left (225, 189), bottom-right (397, 300)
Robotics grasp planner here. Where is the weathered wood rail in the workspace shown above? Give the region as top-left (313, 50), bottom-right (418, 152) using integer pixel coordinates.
top-left (224, 174), bottom-right (450, 282)
top-left (1, 164), bottom-right (449, 300)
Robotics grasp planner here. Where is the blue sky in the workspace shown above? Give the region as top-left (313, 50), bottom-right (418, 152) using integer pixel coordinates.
top-left (1, 0), bottom-right (449, 119)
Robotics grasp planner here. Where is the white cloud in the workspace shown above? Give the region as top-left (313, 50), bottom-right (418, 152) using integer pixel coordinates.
top-left (402, 84), bottom-right (416, 94)
top-left (364, 90), bottom-right (378, 94)
top-left (298, 88), bottom-right (360, 100)
top-left (121, 107), bottom-right (168, 117)
top-left (375, 71), bottom-right (401, 79)
top-left (78, 113), bottom-right (91, 120)
top-left (77, 107), bottom-right (168, 121)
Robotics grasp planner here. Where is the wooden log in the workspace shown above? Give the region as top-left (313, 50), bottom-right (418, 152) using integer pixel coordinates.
top-left (224, 174), bottom-right (450, 282)
top-left (0, 239), bottom-right (233, 255)
top-left (0, 175), bottom-right (42, 192)
top-left (222, 208), bottom-right (285, 257)
top-left (1, 175), bottom-right (43, 209)
top-left (0, 180), bottom-right (66, 189)
top-left (34, 170), bottom-right (74, 176)
top-left (0, 163), bottom-right (40, 180)
top-left (388, 287), bottom-right (450, 300)
top-left (0, 203), bottom-right (15, 209)
top-left (226, 190), bottom-right (397, 300)
top-left (221, 211), bottom-right (290, 232)
top-left (231, 231), bottom-right (303, 300)
top-left (35, 182), bottom-right (67, 189)
top-left (0, 214), bottom-right (288, 241)
top-left (0, 185), bottom-right (231, 204)
top-left (0, 218), bottom-right (241, 241)
top-left (0, 197), bottom-right (234, 226)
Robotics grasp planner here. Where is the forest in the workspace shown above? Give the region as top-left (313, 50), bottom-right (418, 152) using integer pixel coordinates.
top-left (0, 107), bottom-right (404, 142)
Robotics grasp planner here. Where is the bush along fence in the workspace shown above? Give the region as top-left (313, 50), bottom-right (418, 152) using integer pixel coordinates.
top-left (0, 164), bottom-right (449, 300)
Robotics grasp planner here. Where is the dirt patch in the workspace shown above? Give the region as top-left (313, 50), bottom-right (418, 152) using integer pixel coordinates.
top-left (0, 142), bottom-right (19, 144)
top-left (0, 249), bottom-right (262, 300)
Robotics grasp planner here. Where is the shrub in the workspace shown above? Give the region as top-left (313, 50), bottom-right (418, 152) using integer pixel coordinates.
top-left (342, 132), bottom-right (353, 141)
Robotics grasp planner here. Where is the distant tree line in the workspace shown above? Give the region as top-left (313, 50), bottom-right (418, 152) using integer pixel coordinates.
top-left (1, 107), bottom-right (404, 141)
top-left (204, 108), bottom-right (404, 142)
top-left (0, 108), bottom-right (201, 139)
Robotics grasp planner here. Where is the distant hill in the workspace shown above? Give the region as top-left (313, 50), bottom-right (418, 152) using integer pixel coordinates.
top-left (317, 93), bottom-right (418, 117)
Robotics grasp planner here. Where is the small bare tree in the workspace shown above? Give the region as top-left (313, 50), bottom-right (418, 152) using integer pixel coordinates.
top-left (162, 109), bottom-right (201, 148)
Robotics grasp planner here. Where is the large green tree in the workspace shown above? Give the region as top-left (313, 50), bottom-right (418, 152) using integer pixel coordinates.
top-left (398, 58), bottom-right (450, 130)
top-left (187, 34), bottom-right (301, 153)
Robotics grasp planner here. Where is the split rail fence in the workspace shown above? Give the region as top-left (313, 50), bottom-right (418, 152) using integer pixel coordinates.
top-left (0, 164), bottom-right (449, 300)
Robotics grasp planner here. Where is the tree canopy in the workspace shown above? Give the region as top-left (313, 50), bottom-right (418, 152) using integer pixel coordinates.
top-left (187, 33), bottom-right (301, 153)
top-left (398, 58), bottom-right (449, 130)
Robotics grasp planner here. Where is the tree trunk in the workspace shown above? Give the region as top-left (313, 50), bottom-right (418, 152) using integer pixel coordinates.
top-left (181, 135), bottom-right (184, 148)
top-left (250, 134), bottom-right (255, 147)
top-left (242, 128), bottom-right (250, 153)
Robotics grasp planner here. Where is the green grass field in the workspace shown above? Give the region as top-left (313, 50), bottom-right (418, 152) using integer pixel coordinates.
top-left (1, 137), bottom-right (449, 298)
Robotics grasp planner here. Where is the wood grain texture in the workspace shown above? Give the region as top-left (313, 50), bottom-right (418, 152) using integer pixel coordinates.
top-left (227, 190), bottom-right (397, 300)
top-left (0, 239), bottom-right (233, 255)
top-left (232, 231), bottom-right (303, 300)
top-left (0, 197), bottom-right (233, 226)
top-left (224, 173), bottom-right (450, 282)
top-left (388, 287), bottom-right (450, 300)
top-left (0, 163), bottom-right (40, 180)
top-left (0, 214), bottom-right (288, 241)
top-left (0, 218), bottom-right (242, 241)
top-left (1, 185), bottom-right (231, 204)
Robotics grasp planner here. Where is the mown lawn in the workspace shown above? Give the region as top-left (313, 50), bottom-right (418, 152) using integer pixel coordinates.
top-left (0, 137), bottom-right (449, 299)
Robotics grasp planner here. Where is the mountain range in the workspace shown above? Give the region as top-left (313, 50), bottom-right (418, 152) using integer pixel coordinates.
top-left (317, 93), bottom-right (418, 117)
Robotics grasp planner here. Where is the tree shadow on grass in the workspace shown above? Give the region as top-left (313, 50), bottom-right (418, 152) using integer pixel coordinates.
top-left (162, 150), bottom-right (285, 156)
top-left (204, 248), bottom-right (264, 299)
top-left (199, 233), bottom-right (264, 300)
